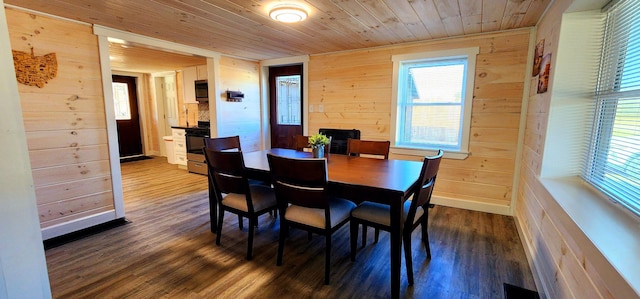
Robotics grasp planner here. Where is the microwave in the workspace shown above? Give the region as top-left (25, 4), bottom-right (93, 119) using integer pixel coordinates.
top-left (194, 80), bottom-right (208, 101)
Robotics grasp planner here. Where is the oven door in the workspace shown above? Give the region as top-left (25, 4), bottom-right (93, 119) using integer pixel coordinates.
top-left (186, 134), bottom-right (207, 156)
top-left (185, 132), bottom-right (209, 175)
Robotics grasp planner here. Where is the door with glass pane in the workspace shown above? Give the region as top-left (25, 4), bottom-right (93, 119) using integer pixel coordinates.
top-left (269, 65), bottom-right (303, 149)
top-left (112, 75), bottom-right (143, 158)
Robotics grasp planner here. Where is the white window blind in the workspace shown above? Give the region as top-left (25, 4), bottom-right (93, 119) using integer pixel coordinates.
top-left (584, 0), bottom-right (640, 216)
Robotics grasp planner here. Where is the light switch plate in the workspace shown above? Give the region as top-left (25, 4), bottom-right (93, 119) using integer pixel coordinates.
top-left (318, 104), bottom-right (324, 112)
top-left (309, 104), bottom-right (314, 112)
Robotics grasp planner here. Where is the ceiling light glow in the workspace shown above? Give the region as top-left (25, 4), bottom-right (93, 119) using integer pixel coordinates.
top-left (269, 5), bottom-right (308, 23)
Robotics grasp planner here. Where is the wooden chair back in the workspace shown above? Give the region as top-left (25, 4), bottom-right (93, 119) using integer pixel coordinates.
top-left (205, 135), bottom-right (241, 151)
top-left (346, 139), bottom-right (390, 159)
top-left (267, 153), bottom-right (328, 210)
top-left (293, 135), bottom-right (309, 151)
top-left (407, 150), bottom-right (443, 220)
top-left (204, 147), bottom-right (248, 197)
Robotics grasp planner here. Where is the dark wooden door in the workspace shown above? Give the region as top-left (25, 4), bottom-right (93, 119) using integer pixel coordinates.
top-left (269, 64), bottom-right (303, 149)
top-left (112, 75), bottom-right (143, 158)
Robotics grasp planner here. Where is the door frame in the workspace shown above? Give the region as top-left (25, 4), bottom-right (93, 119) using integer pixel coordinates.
top-left (260, 55), bottom-right (309, 149)
top-left (94, 25), bottom-right (220, 220)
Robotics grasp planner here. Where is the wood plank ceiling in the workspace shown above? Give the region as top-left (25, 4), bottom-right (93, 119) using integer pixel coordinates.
top-left (6, 0), bottom-right (551, 61)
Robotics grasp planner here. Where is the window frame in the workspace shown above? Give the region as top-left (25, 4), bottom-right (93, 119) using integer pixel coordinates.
top-left (583, 0), bottom-right (640, 217)
top-left (390, 47), bottom-right (479, 160)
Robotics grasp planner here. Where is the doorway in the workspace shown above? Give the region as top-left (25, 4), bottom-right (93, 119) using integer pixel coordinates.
top-left (112, 75), bottom-right (143, 158)
top-left (269, 64), bottom-right (303, 149)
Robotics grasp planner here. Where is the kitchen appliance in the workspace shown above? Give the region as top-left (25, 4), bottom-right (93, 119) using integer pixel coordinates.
top-left (195, 80), bottom-right (208, 101)
top-left (185, 121), bottom-right (210, 175)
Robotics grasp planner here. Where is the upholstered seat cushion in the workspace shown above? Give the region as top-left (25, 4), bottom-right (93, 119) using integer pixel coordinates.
top-left (221, 184), bottom-right (276, 212)
top-left (285, 197), bottom-right (356, 229)
top-left (350, 200), bottom-right (423, 227)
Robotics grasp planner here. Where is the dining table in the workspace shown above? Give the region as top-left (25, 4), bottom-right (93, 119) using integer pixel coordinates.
top-left (207, 148), bottom-right (424, 299)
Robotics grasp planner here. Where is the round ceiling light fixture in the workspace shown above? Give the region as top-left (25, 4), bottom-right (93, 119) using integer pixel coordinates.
top-left (269, 4), bottom-right (308, 23)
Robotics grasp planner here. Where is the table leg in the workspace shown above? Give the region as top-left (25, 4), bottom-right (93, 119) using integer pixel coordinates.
top-left (390, 195), bottom-right (403, 299)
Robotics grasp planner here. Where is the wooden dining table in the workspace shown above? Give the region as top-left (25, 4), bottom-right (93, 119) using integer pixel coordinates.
top-left (207, 148), bottom-right (424, 298)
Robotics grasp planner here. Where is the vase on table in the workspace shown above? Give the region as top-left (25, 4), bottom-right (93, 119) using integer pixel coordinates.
top-left (312, 145), bottom-right (325, 158)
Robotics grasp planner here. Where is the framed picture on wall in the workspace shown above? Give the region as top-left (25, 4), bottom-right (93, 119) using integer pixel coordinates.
top-left (537, 53), bottom-right (552, 94)
top-left (532, 39), bottom-right (545, 76)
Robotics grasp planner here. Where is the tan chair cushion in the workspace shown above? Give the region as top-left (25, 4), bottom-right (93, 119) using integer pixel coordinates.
top-left (351, 200), bottom-right (423, 227)
top-left (221, 184), bottom-right (276, 212)
top-left (285, 197), bottom-right (356, 229)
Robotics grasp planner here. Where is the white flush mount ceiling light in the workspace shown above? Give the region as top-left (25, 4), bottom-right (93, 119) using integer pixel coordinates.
top-left (269, 4), bottom-right (308, 23)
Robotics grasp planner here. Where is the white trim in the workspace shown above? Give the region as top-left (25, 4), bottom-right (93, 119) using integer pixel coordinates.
top-left (431, 196), bottom-right (511, 215)
top-left (152, 77), bottom-right (168, 155)
top-left (390, 47), bottom-right (479, 155)
top-left (390, 147), bottom-right (469, 160)
top-left (41, 210), bottom-right (119, 240)
top-left (151, 71), bottom-right (177, 77)
top-left (93, 25), bottom-right (220, 59)
top-left (259, 55), bottom-right (310, 148)
top-left (391, 47), bottom-right (478, 62)
top-left (539, 177), bottom-right (640, 298)
top-left (509, 27), bottom-right (536, 216)
top-left (92, 25), bottom-right (221, 214)
top-left (207, 57), bottom-right (220, 138)
top-left (97, 35), bottom-right (125, 218)
top-left (1, 2), bottom-right (52, 296)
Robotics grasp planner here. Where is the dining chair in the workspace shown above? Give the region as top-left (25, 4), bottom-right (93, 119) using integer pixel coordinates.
top-left (204, 146), bottom-right (277, 260)
top-left (346, 138), bottom-right (391, 159)
top-left (349, 150), bottom-right (443, 285)
top-left (205, 135), bottom-right (241, 151)
top-left (205, 135), bottom-right (247, 230)
top-left (267, 153), bottom-right (356, 284)
top-left (293, 135), bottom-right (309, 151)
top-left (346, 138), bottom-right (391, 243)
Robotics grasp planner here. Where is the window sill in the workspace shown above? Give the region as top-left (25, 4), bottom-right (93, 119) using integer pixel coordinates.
top-left (390, 146), bottom-right (469, 159)
top-left (539, 176), bottom-right (640, 297)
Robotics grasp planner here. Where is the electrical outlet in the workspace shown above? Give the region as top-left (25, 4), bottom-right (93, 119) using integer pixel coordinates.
top-left (318, 104), bottom-right (324, 112)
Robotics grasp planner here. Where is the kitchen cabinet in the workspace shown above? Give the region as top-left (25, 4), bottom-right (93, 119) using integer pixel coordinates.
top-left (196, 65), bottom-right (208, 80)
top-left (172, 128), bottom-right (187, 166)
top-left (182, 65), bottom-right (207, 104)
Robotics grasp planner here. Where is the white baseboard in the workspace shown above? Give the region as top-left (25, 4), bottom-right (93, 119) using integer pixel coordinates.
top-left (41, 210), bottom-right (118, 240)
top-left (431, 195), bottom-right (512, 215)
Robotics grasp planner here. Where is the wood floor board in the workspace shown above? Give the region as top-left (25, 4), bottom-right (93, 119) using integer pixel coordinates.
top-left (45, 157), bottom-right (536, 298)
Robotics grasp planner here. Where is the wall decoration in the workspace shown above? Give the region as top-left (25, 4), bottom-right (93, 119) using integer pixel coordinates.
top-left (532, 39), bottom-right (545, 76)
top-left (12, 48), bottom-right (58, 88)
top-left (537, 53), bottom-right (552, 94)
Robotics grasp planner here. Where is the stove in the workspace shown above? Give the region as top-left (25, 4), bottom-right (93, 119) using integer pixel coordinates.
top-left (185, 121), bottom-right (210, 175)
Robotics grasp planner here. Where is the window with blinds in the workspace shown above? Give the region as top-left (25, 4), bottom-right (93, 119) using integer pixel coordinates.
top-left (584, 0), bottom-right (640, 216)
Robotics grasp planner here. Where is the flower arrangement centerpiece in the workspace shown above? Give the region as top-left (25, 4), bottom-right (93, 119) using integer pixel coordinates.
top-left (308, 133), bottom-right (330, 158)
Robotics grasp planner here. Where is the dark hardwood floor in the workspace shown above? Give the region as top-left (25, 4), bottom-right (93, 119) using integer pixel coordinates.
top-left (45, 157), bottom-right (536, 298)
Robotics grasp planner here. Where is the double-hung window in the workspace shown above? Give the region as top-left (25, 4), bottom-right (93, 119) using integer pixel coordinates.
top-left (584, 0), bottom-right (640, 216)
top-left (391, 48), bottom-right (478, 158)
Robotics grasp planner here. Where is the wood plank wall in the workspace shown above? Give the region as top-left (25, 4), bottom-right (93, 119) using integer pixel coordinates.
top-left (217, 56), bottom-right (261, 151)
top-left (308, 29), bottom-right (530, 211)
top-left (7, 8), bottom-right (114, 231)
top-left (514, 0), bottom-right (627, 298)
